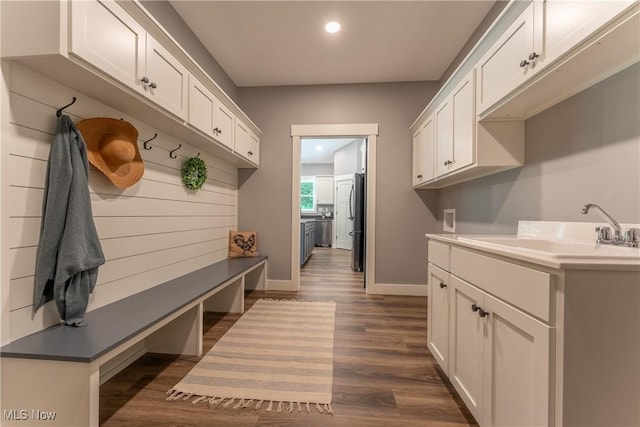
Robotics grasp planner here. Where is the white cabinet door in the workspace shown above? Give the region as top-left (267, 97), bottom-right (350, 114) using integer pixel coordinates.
top-left (188, 76), bottom-right (216, 138)
top-left (427, 264), bottom-right (450, 372)
top-left (412, 115), bottom-right (435, 186)
top-left (476, 2), bottom-right (537, 115)
top-left (316, 176), bottom-right (334, 205)
top-left (435, 99), bottom-right (453, 177)
top-left (70, 0), bottom-right (146, 95)
top-left (538, 0), bottom-right (636, 70)
top-left (234, 121), bottom-right (259, 165)
top-left (451, 69), bottom-right (475, 171)
top-left (483, 293), bottom-right (552, 427)
top-left (213, 99), bottom-right (235, 150)
top-left (145, 36), bottom-right (189, 119)
top-left (449, 276), bottom-right (485, 423)
top-left (247, 129), bottom-right (260, 165)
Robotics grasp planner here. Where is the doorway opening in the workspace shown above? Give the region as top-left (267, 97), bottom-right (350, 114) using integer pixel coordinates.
top-left (291, 124), bottom-right (378, 292)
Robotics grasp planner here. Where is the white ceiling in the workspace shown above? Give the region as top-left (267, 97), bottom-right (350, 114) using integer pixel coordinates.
top-left (169, 1), bottom-right (496, 87)
top-left (301, 138), bottom-right (356, 164)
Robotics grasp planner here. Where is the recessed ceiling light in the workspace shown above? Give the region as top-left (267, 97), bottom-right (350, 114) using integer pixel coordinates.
top-left (316, 145), bottom-right (324, 151)
top-left (325, 21), bottom-right (341, 34)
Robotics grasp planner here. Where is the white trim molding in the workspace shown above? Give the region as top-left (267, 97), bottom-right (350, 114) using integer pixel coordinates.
top-left (367, 283), bottom-right (428, 296)
top-left (266, 279), bottom-right (296, 291)
top-left (291, 123), bottom-right (379, 292)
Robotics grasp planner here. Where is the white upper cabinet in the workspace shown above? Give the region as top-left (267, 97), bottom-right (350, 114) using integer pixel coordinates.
top-left (234, 121), bottom-right (259, 166)
top-left (478, 0), bottom-right (638, 118)
top-left (412, 114), bottom-right (434, 186)
top-left (476, 3), bottom-right (537, 115)
top-left (188, 75), bottom-right (217, 138)
top-left (145, 36), bottom-right (188, 119)
top-left (71, 0), bottom-right (187, 119)
top-left (411, 0), bottom-right (638, 187)
top-left (213, 99), bottom-right (235, 150)
top-left (188, 76), bottom-right (235, 151)
top-left (316, 176), bottom-right (334, 205)
top-left (537, 0), bottom-right (636, 73)
top-left (2, 0), bottom-right (262, 168)
top-left (436, 69), bottom-right (475, 177)
top-left (70, 0), bottom-right (146, 95)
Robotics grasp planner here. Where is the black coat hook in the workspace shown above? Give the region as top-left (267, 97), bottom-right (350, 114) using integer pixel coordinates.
top-left (143, 133), bottom-right (157, 150)
top-left (169, 144), bottom-right (182, 159)
top-left (56, 97), bottom-right (77, 117)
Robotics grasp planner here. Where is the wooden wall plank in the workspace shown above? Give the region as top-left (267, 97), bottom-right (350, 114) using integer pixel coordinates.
top-left (9, 216), bottom-right (236, 248)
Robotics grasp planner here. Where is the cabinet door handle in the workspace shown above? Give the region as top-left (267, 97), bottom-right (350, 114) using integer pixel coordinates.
top-left (479, 309), bottom-right (490, 318)
top-left (141, 76), bottom-right (149, 84)
top-left (248, 151), bottom-right (253, 156)
top-left (417, 174), bottom-right (423, 179)
top-left (149, 82), bottom-right (157, 89)
top-left (439, 282), bottom-right (447, 289)
top-left (519, 59), bottom-right (530, 68)
top-left (471, 303), bottom-right (480, 312)
top-left (528, 52), bottom-right (539, 60)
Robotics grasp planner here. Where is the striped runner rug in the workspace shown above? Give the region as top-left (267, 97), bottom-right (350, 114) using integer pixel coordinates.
top-left (166, 298), bottom-right (336, 414)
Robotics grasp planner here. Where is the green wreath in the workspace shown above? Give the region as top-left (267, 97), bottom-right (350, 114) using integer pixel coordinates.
top-left (181, 157), bottom-right (207, 190)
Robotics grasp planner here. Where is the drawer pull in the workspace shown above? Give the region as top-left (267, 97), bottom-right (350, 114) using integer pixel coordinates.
top-left (479, 309), bottom-right (490, 318)
top-left (471, 303), bottom-right (480, 312)
top-left (439, 282), bottom-right (447, 289)
top-left (519, 59), bottom-right (530, 67)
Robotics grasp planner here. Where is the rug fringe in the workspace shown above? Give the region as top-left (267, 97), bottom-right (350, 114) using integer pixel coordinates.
top-left (167, 392), bottom-right (333, 415)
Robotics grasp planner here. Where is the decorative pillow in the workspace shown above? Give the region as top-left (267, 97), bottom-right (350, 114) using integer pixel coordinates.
top-left (228, 230), bottom-right (258, 258)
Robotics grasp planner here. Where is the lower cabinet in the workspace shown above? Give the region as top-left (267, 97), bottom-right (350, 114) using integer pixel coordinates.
top-left (300, 221), bottom-right (315, 266)
top-left (449, 276), bottom-right (551, 426)
top-left (428, 244), bottom-right (552, 426)
top-left (427, 264), bottom-right (450, 372)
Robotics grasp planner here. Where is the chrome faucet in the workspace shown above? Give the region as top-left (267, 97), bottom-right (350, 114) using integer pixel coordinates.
top-left (581, 203), bottom-right (639, 247)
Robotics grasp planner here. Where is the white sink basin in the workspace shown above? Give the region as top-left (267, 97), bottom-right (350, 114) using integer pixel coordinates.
top-left (457, 236), bottom-right (640, 260)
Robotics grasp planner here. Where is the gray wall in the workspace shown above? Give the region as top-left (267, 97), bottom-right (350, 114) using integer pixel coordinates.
top-left (237, 82), bottom-right (440, 283)
top-left (439, 1), bottom-right (509, 86)
top-left (140, 0), bottom-right (238, 101)
top-left (334, 140), bottom-right (359, 176)
top-left (301, 164), bottom-right (334, 176)
top-left (438, 64), bottom-right (640, 233)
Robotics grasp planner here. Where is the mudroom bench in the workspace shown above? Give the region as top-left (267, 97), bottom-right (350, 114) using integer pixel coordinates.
top-left (0, 256), bottom-right (267, 427)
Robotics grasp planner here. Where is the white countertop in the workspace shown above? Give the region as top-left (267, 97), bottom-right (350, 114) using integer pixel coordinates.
top-left (426, 221), bottom-right (640, 270)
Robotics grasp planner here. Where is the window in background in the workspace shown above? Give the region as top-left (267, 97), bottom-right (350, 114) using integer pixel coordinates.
top-left (301, 176), bottom-right (316, 213)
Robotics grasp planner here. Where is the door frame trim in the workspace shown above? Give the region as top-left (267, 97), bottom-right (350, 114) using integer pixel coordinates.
top-left (291, 123), bottom-right (378, 291)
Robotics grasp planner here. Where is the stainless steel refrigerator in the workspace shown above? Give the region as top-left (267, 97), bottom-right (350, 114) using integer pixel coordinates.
top-left (350, 173), bottom-right (366, 272)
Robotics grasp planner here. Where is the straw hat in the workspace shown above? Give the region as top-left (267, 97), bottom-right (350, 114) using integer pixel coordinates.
top-left (77, 118), bottom-right (144, 189)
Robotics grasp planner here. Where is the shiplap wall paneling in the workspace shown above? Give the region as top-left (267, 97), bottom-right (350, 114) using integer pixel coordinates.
top-left (3, 62), bottom-right (238, 341)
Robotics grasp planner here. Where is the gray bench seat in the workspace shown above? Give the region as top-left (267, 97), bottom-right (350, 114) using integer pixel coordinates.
top-left (0, 256), bottom-right (267, 427)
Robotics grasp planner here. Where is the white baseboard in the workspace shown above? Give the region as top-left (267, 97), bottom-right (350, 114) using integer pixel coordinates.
top-left (99, 341), bottom-right (146, 385)
top-left (367, 283), bottom-right (428, 296)
top-left (265, 279), bottom-right (298, 291)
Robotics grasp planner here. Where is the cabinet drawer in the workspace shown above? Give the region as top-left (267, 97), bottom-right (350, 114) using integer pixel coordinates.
top-left (450, 247), bottom-right (553, 323)
top-left (428, 241), bottom-right (450, 270)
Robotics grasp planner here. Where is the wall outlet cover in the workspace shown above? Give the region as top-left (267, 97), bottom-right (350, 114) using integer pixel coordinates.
top-left (443, 209), bottom-right (456, 233)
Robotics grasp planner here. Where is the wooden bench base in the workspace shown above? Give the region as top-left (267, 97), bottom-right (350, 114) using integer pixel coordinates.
top-left (1, 257), bottom-right (267, 426)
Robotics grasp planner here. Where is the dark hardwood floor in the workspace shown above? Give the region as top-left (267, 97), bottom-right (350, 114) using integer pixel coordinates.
top-left (100, 248), bottom-right (476, 426)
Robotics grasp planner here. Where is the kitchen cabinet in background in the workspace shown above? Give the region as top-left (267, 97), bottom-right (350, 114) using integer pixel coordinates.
top-left (300, 221), bottom-right (315, 266)
top-left (315, 176), bottom-right (334, 205)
